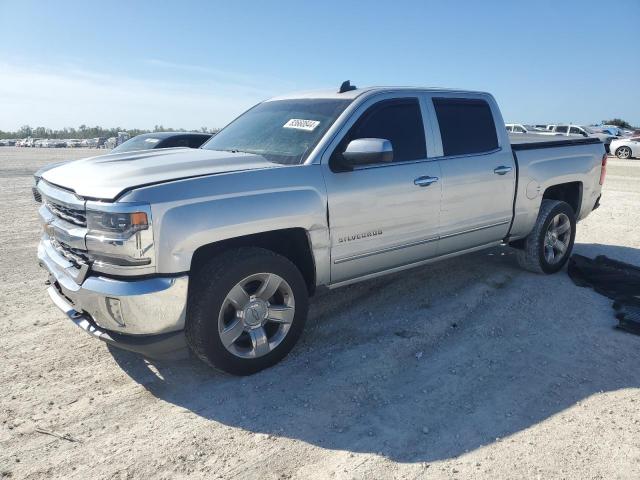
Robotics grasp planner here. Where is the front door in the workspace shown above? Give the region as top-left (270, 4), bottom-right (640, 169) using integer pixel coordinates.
top-left (322, 96), bottom-right (442, 284)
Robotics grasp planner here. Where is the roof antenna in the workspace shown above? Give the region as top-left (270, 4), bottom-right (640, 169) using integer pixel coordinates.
top-left (338, 80), bottom-right (357, 93)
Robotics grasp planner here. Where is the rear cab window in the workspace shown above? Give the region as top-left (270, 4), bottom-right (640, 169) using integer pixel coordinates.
top-left (432, 97), bottom-right (499, 156)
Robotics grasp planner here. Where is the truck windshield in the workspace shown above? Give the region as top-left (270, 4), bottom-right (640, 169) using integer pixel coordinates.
top-left (202, 99), bottom-right (351, 165)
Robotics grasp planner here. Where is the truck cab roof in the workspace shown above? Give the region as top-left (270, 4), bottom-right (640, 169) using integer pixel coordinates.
top-left (268, 86), bottom-right (491, 102)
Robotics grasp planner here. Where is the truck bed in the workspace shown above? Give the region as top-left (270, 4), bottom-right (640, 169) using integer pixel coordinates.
top-left (507, 133), bottom-right (605, 242)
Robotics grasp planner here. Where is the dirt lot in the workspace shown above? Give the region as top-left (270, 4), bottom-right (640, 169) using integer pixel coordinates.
top-left (1, 147), bottom-right (639, 479)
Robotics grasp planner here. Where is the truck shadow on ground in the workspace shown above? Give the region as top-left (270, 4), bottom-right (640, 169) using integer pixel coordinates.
top-left (110, 242), bottom-right (640, 463)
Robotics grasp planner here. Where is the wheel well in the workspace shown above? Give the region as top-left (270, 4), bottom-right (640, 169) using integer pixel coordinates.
top-left (190, 229), bottom-right (317, 295)
top-left (542, 182), bottom-right (582, 214)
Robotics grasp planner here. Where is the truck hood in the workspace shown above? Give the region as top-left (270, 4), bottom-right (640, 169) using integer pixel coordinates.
top-left (41, 148), bottom-right (281, 200)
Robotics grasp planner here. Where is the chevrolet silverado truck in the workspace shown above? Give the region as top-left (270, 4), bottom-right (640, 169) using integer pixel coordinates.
top-left (35, 83), bottom-right (606, 375)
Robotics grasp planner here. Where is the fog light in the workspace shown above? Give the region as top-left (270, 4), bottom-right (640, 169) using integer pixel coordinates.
top-left (105, 297), bottom-right (125, 327)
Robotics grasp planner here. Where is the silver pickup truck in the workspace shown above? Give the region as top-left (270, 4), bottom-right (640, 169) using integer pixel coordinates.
top-left (35, 83), bottom-right (607, 375)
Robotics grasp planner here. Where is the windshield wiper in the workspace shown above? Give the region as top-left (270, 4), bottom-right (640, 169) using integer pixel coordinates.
top-left (218, 149), bottom-right (255, 155)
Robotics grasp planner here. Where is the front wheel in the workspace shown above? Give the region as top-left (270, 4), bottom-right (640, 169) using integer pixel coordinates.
top-left (516, 200), bottom-right (576, 274)
top-left (615, 146), bottom-right (632, 159)
top-left (186, 247), bottom-right (309, 375)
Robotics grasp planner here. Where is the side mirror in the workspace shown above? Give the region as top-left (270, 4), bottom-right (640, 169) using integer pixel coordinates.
top-left (341, 138), bottom-right (393, 167)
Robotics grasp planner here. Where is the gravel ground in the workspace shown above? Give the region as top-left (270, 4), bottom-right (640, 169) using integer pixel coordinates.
top-left (1, 147), bottom-right (639, 479)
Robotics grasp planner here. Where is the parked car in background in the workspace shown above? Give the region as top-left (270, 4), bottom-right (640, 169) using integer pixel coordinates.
top-left (103, 137), bottom-right (117, 150)
top-left (110, 132), bottom-right (213, 153)
top-left (610, 137), bottom-right (640, 159)
top-left (597, 125), bottom-right (623, 137)
top-left (505, 123), bottom-right (530, 133)
top-left (0, 139), bottom-right (16, 146)
top-left (550, 125), bottom-right (615, 152)
top-left (506, 124), bottom-right (557, 136)
top-left (598, 127), bottom-right (618, 136)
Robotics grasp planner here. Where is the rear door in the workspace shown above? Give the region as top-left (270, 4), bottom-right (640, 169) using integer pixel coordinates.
top-left (428, 95), bottom-right (516, 255)
top-left (322, 94), bottom-right (442, 284)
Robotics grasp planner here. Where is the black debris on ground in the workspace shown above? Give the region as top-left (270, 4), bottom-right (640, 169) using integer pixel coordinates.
top-left (568, 254), bottom-right (640, 335)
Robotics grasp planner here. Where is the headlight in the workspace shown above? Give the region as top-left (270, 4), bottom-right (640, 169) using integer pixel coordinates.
top-left (85, 202), bottom-right (155, 272)
top-left (87, 210), bottom-right (149, 238)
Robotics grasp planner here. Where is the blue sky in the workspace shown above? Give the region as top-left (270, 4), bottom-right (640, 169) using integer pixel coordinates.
top-left (1, 0), bottom-right (638, 130)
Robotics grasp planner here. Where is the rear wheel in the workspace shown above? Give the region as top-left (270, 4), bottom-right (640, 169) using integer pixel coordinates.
top-left (615, 146), bottom-right (632, 159)
top-left (186, 247), bottom-right (308, 375)
top-left (516, 200), bottom-right (576, 274)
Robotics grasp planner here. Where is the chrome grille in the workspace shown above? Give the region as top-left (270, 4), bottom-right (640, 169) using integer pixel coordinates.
top-left (32, 187), bottom-right (42, 203)
top-left (45, 200), bottom-right (87, 226)
top-left (50, 238), bottom-right (90, 266)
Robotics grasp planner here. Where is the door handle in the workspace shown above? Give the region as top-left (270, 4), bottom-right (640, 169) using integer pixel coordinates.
top-left (493, 166), bottom-right (512, 175)
top-left (414, 176), bottom-right (439, 187)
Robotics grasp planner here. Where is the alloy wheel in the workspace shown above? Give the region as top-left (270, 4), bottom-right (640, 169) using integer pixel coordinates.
top-left (217, 273), bottom-right (295, 359)
top-left (616, 147), bottom-right (631, 159)
top-left (544, 213), bottom-right (571, 264)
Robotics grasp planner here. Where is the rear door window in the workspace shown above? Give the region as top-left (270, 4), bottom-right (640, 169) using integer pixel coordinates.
top-left (433, 98), bottom-right (499, 156)
top-left (555, 126), bottom-right (568, 133)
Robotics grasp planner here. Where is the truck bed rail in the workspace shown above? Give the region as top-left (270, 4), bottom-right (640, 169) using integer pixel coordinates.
top-left (511, 137), bottom-right (602, 151)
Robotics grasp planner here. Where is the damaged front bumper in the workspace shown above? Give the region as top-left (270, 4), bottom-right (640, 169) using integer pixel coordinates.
top-left (38, 237), bottom-right (189, 358)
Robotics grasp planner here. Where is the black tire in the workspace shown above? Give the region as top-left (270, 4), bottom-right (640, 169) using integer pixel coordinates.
top-left (615, 146), bottom-right (632, 160)
top-left (516, 200), bottom-right (576, 274)
top-left (186, 247), bottom-right (309, 375)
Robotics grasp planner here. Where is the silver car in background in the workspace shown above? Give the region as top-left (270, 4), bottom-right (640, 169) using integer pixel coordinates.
top-left (610, 137), bottom-right (640, 159)
top-left (550, 124), bottom-right (615, 152)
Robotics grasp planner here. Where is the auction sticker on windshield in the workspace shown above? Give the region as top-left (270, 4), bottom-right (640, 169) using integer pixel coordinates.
top-left (283, 119), bottom-right (320, 131)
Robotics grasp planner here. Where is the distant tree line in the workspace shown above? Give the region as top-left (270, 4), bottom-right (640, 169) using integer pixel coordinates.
top-left (601, 119), bottom-right (636, 130)
top-left (0, 124), bottom-right (220, 140)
